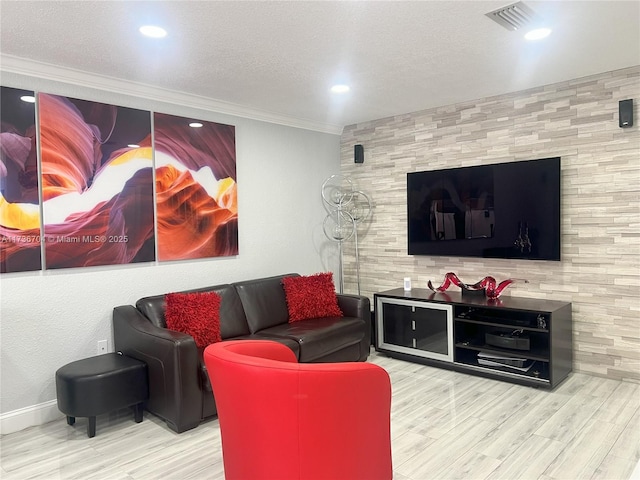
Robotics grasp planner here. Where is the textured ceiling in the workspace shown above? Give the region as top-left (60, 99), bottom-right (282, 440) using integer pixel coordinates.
top-left (1, 1), bottom-right (639, 133)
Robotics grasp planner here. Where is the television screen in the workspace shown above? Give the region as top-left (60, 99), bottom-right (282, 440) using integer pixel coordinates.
top-left (407, 157), bottom-right (560, 261)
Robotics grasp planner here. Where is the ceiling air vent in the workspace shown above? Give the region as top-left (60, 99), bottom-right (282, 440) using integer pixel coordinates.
top-left (486, 1), bottom-right (539, 31)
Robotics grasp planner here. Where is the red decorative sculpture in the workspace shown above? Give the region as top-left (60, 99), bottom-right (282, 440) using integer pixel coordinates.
top-left (428, 272), bottom-right (528, 299)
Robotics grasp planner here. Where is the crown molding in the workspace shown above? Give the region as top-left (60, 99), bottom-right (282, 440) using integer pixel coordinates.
top-left (0, 54), bottom-right (343, 135)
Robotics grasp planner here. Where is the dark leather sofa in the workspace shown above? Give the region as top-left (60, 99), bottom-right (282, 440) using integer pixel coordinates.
top-left (113, 273), bottom-right (371, 433)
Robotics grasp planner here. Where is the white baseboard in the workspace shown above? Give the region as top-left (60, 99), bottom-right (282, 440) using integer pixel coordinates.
top-left (0, 400), bottom-right (63, 435)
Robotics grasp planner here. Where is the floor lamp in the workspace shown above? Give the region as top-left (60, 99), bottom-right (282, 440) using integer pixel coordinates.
top-left (321, 175), bottom-right (371, 294)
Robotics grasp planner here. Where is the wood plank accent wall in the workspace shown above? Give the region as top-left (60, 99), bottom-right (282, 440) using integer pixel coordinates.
top-left (340, 66), bottom-right (640, 382)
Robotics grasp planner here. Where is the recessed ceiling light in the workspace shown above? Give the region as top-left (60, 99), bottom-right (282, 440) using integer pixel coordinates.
top-left (139, 25), bottom-right (167, 38)
top-left (189, 122), bottom-right (203, 128)
top-left (20, 95), bottom-right (36, 103)
top-left (524, 27), bottom-right (551, 40)
top-left (331, 85), bottom-right (350, 94)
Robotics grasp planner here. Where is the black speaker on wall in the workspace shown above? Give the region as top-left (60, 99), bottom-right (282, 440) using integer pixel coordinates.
top-left (619, 99), bottom-right (633, 128)
top-left (354, 144), bottom-right (364, 163)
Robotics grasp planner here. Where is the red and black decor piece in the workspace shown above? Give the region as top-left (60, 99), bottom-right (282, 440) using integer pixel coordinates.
top-left (427, 272), bottom-right (528, 299)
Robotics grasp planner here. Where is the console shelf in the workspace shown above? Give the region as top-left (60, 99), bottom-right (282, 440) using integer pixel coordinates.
top-left (454, 342), bottom-right (549, 361)
top-left (374, 288), bottom-right (572, 389)
top-left (455, 317), bottom-right (549, 334)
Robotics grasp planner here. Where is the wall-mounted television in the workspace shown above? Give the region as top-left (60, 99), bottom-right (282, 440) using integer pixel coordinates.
top-left (407, 157), bottom-right (560, 261)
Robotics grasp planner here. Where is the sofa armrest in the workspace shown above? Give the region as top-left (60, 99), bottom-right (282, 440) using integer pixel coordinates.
top-left (337, 294), bottom-right (372, 359)
top-left (337, 293), bottom-right (370, 320)
top-left (112, 305), bottom-right (204, 433)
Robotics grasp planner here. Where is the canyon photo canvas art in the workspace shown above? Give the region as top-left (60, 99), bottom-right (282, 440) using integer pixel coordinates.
top-left (0, 87), bottom-right (41, 273)
top-left (2, 91), bottom-right (237, 272)
top-left (153, 113), bottom-right (238, 262)
top-left (38, 93), bottom-right (155, 269)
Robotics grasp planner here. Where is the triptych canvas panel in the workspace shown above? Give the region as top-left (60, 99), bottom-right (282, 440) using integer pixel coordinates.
top-left (0, 86), bottom-right (238, 273)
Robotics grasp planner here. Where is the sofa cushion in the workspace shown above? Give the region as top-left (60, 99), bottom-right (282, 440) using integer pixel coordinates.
top-left (216, 287), bottom-right (252, 339)
top-left (135, 294), bottom-right (170, 329)
top-left (234, 274), bottom-right (298, 333)
top-left (258, 316), bottom-right (365, 362)
top-left (282, 272), bottom-right (343, 322)
top-left (165, 292), bottom-right (222, 348)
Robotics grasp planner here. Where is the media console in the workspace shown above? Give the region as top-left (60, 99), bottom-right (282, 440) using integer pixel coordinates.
top-left (374, 288), bottom-right (572, 389)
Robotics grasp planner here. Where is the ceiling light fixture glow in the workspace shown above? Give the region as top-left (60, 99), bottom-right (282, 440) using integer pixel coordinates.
top-left (524, 27), bottom-right (551, 40)
top-left (189, 122), bottom-right (203, 128)
top-left (330, 84), bottom-right (350, 94)
top-left (20, 95), bottom-right (36, 103)
top-left (139, 25), bottom-right (167, 38)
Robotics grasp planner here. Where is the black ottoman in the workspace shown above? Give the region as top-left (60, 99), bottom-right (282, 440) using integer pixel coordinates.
top-left (55, 353), bottom-right (148, 438)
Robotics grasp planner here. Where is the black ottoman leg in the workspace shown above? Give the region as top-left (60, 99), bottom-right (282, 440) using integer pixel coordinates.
top-left (67, 416), bottom-right (75, 426)
top-left (134, 403), bottom-right (144, 423)
top-left (87, 417), bottom-right (96, 438)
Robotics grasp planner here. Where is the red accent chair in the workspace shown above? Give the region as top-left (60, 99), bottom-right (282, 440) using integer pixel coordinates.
top-left (203, 340), bottom-right (393, 480)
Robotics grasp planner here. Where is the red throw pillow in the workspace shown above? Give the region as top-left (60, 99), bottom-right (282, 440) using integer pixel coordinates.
top-left (282, 273), bottom-right (343, 323)
top-left (165, 291), bottom-right (222, 348)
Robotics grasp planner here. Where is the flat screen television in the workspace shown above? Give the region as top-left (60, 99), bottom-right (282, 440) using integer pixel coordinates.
top-left (407, 157), bottom-right (560, 261)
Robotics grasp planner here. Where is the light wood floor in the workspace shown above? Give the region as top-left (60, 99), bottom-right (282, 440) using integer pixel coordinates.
top-left (2, 351), bottom-right (639, 480)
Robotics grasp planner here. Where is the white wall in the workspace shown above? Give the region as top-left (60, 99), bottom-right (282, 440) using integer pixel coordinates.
top-left (0, 71), bottom-right (342, 431)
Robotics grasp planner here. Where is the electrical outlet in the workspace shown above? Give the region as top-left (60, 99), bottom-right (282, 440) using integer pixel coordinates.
top-left (97, 340), bottom-right (108, 355)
